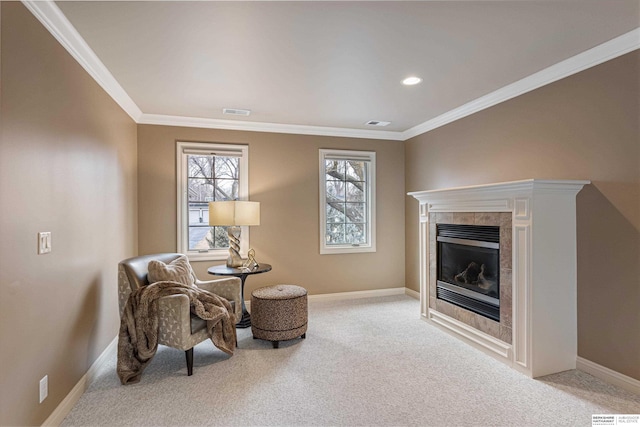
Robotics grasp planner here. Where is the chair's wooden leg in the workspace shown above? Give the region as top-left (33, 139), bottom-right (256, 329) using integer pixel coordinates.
top-left (185, 348), bottom-right (194, 376)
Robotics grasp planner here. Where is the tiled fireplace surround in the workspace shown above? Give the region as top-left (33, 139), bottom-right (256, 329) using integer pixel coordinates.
top-left (410, 179), bottom-right (589, 378)
top-left (428, 212), bottom-right (513, 344)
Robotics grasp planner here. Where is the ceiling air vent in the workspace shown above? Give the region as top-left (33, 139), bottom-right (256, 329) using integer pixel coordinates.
top-left (223, 108), bottom-right (251, 116)
top-left (365, 120), bottom-right (391, 127)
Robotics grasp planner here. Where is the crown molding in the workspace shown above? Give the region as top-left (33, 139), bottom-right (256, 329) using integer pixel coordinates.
top-left (21, 0), bottom-right (402, 141)
top-left (21, 0), bottom-right (143, 122)
top-left (138, 114), bottom-right (405, 141)
top-left (24, 1), bottom-right (639, 142)
top-left (21, 0), bottom-right (401, 141)
top-left (402, 27), bottom-right (640, 141)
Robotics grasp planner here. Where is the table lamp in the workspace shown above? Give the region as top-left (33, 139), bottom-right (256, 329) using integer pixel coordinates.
top-left (209, 201), bottom-right (260, 268)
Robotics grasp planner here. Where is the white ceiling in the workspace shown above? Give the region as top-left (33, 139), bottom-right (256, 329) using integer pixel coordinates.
top-left (41, 1), bottom-right (640, 140)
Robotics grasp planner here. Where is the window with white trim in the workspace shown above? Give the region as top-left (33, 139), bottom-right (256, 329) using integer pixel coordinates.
top-left (319, 149), bottom-right (376, 254)
top-left (177, 142), bottom-right (249, 261)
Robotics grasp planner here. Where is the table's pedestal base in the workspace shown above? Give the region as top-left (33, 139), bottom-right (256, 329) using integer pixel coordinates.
top-left (206, 263), bottom-right (272, 330)
top-left (236, 309), bottom-right (251, 329)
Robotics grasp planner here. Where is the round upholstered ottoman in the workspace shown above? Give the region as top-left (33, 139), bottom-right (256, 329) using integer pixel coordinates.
top-left (251, 284), bottom-right (308, 348)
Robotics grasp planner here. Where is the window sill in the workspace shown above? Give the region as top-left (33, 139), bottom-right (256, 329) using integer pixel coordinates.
top-left (185, 251), bottom-right (229, 263)
top-left (320, 245), bottom-right (376, 255)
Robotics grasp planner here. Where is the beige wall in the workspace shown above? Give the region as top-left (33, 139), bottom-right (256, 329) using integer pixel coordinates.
top-left (0, 3), bottom-right (138, 426)
top-left (3, 3), bottom-right (637, 425)
top-left (137, 126), bottom-right (405, 297)
top-left (405, 52), bottom-right (640, 380)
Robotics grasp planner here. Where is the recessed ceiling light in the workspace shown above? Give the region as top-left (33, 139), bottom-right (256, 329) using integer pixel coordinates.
top-left (402, 76), bottom-right (422, 86)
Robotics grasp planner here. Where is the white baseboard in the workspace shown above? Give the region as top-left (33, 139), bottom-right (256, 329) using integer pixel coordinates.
top-left (43, 336), bottom-right (118, 427)
top-left (576, 356), bottom-right (640, 395)
top-left (405, 287), bottom-right (420, 300)
top-left (245, 286), bottom-right (409, 310)
top-left (308, 286), bottom-right (407, 301)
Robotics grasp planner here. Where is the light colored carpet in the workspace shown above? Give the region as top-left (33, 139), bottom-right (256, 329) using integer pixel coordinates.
top-left (62, 295), bottom-right (639, 426)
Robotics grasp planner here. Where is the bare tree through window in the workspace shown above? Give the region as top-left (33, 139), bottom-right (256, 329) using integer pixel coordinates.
top-left (320, 149), bottom-right (375, 254)
top-left (187, 154), bottom-right (239, 250)
top-left (324, 159), bottom-right (368, 245)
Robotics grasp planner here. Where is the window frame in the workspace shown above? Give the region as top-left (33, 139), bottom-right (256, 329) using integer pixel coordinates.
top-left (176, 141), bottom-right (250, 262)
top-left (319, 149), bottom-right (376, 255)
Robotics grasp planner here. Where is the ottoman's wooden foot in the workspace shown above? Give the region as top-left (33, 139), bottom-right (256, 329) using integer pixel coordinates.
top-left (301, 333), bottom-right (306, 339)
top-left (272, 341), bottom-right (279, 349)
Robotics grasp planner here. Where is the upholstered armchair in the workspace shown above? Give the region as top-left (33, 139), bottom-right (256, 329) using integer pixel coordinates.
top-left (118, 253), bottom-right (242, 375)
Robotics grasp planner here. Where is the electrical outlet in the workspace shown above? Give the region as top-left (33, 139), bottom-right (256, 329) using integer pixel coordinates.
top-left (38, 232), bottom-right (52, 254)
top-left (39, 375), bottom-right (48, 403)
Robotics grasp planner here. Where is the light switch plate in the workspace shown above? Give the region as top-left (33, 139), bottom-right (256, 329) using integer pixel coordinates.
top-left (39, 375), bottom-right (48, 403)
top-left (38, 232), bottom-right (51, 254)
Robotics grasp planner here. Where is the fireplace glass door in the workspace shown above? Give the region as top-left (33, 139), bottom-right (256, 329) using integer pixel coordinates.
top-left (436, 224), bottom-right (500, 321)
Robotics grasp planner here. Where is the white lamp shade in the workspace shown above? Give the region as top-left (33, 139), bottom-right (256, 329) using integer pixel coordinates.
top-left (208, 201), bottom-right (260, 226)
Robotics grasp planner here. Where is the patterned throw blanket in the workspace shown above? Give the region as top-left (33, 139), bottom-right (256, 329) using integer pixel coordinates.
top-left (117, 281), bottom-right (237, 385)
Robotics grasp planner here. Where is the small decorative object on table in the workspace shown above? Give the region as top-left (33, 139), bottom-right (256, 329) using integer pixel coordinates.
top-left (242, 248), bottom-right (259, 271)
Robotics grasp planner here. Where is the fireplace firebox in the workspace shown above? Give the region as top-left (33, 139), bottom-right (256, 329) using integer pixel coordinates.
top-left (436, 224), bottom-right (500, 321)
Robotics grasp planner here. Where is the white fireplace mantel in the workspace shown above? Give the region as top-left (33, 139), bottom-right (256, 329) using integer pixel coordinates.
top-left (409, 179), bottom-right (589, 378)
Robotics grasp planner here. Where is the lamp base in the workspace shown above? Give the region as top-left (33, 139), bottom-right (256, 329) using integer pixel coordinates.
top-left (226, 226), bottom-right (243, 268)
top-left (226, 252), bottom-right (243, 268)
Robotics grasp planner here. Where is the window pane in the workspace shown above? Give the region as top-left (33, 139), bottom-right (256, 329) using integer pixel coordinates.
top-left (215, 179), bottom-right (238, 201)
top-left (326, 223), bottom-right (345, 245)
top-left (326, 180), bottom-right (345, 202)
top-left (215, 157), bottom-right (239, 179)
top-left (188, 155), bottom-right (212, 178)
top-left (345, 203), bottom-right (365, 223)
top-left (211, 226), bottom-right (229, 248)
top-left (188, 178), bottom-right (213, 201)
top-left (325, 160), bottom-right (345, 177)
top-left (326, 204), bottom-right (346, 223)
top-left (345, 182), bottom-right (365, 202)
top-left (188, 202), bottom-right (209, 225)
top-left (188, 225), bottom-right (212, 250)
top-left (346, 223), bottom-right (366, 244)
top-left (188, 225), bottom-right (230, 251)
top-left (346, 161), bottom-right (365, 181)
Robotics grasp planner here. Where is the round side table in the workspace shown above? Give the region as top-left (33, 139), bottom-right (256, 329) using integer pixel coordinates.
top-left (207, 263), bottom-right (272, 328)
